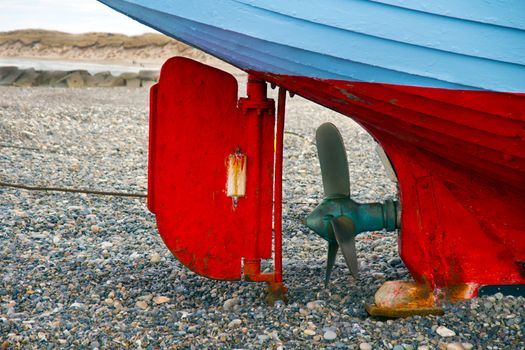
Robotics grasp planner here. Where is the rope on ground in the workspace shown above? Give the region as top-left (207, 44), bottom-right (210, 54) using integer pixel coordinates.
top-left (0, 181), bottom-right (147, 198)
top-left (283, 131), bottom-right (315, 145)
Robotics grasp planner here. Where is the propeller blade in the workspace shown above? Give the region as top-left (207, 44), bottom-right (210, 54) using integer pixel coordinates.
top-left (331, 216), bottom-right (358, 279)
top-left (315, 123), bottom-right (350, 198)
top-left (325, 240), bottom-right (339, 287)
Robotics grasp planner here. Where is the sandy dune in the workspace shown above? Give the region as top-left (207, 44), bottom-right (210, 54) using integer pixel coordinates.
top-left (0, 29), bottom-right (240, 74)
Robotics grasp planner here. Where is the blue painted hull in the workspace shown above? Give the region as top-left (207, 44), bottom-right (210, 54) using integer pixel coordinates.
top-left (98, 0), bottom-right (525, 92)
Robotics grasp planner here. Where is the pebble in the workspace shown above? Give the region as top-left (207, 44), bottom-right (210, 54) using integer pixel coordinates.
top-left (306, 300), bottom-right (322, 310)
top-left (100, 241), bottom-right (113, 249)
top-left (1, 87), bottom-right (523, 349)
top-left (228, 319), bottom-right (242, 328)
top-left (70, 302), bottom-right (84, 309)
top-left (359, 343), bottom-right (373, 350)
top-left (436, 326), bottom-right (456, 337)
top-left (223, 297), bottom-right (239, 310)
top-left (129, 252), bottom-right (141, 260)
top-left (303, 329), bottom-right (316, 336)
top-left (153, 296), bottom-right (170, 305)
top-left (150, 253), bottom-right (161, 263)
top-left (135, 301), bottom-right (148, 310)
top-left (323, 330), bottom-right (337, 341)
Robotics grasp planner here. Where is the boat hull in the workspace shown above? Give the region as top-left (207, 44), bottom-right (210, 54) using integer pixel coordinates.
top-left (97, 0), bottom-right (525, 294)
top-left (252, 72), bottom-right (525, 289)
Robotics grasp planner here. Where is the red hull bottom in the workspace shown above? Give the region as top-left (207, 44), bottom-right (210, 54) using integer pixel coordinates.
top-left (149, 58), bottom-right (524, 312)
top-left (254, 72), bottom-right (525, 295)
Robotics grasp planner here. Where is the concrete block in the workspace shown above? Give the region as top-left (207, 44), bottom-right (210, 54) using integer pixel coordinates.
top-left (96, 76), bottom-right (124, 87)
top-left (13, 68), bottom-right (40, 87)
top-left (58, 71), bottom-right (85, 88)
top-left (0, 67), bottom-right (23, 86)
top-left (0, 66), bottom-right (19, 79)
top-left (119, 72), bottom-right (139, 80)
top-left (126, 78), bottom-right (142, 88)
top-left (141, 80), bottom-right (156, 89)
top-left (138, 70), bottom-right (159, 81)
top-left (38, 70), bottom-right (68, 86)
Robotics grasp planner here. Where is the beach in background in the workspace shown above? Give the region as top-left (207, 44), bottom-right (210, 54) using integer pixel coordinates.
top-left (0, 29), bottom-right (241, 87)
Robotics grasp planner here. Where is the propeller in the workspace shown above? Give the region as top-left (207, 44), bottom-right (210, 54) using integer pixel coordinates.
top-left (315, 122), bottom-right (350, 199)
top-left (315, 123), bottom-right (359, 285)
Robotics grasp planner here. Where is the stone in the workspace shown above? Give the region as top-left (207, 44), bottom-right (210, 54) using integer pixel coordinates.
top-left (374, 281), bottom-right (434, 309)
top-left (13, 210), bottom-right (28, 218)
top-left (89, 71), bottom-right (110, 86)
top-left (436, 326), bottom-right (456, 337)
top-left (13, 69), bottom-right (40, 87)
top-left (125, 78), bottom-right (141, 88)
top-left (153, 296), bottom-right (170, 305)
top-left (70, 302), bottom-right (84, 309)
top-left (150, 253), bottom-right (161, 263)
top-left (417, 346), bottom-right (430, 350)
top-left (257, 335), bottom-right (269, 342)
top-left (58, 71), bottom-right (85, 88)
top-left (100, 241), bottom-right (113, 249)
top-left (223, 297), bottom-right (238, 311)
top-left (38, 70), bottom-right (68, 87)
top-left (446, 343), bottom-right (465, 350)
top-left (91, 225), bottom-right (101, 233)
top-left (119, 72), bottom-right (139, 80)
top-left (0, 66), bottom-right (18, 79)
top-left (0, 67), bottom-right (22, 86)
top-left (306, 300), bottom-right (322, 310)
top-left (303, 329), bottom-right (316, 336)
top-left (84, 73), bottom-right (108, 87)
top-left (299, 308), bottom-right (309, 316)
top-left (461, 343), bottom-right (473, 350)
top-left (323, 330), bottom-right (337, 341)
top-left (138, 70), bottom-right (159, 81)
top-left (94, 71), bottom-right (111, 77)
top-left (97, 76), bottom-right (125, 87)
top-left (228, 319), bottom-right (242, 328)
top-left (359, 342), bottom-right (372, 350)
top-left (135, 300), bottom-right (148, 310)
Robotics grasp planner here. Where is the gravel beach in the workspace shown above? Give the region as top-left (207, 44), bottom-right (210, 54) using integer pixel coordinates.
top-left (0, 86), bottom-right (523, 349)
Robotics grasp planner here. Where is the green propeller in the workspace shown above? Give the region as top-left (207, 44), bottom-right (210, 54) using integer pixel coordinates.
top-left (306, 122), bottom-right (400, 286)
top-left (316, 122), bottom-right (350, 199)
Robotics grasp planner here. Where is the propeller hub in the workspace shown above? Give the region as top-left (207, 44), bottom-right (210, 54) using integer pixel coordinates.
top-left (306, 122), bottom-right (401, 284)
